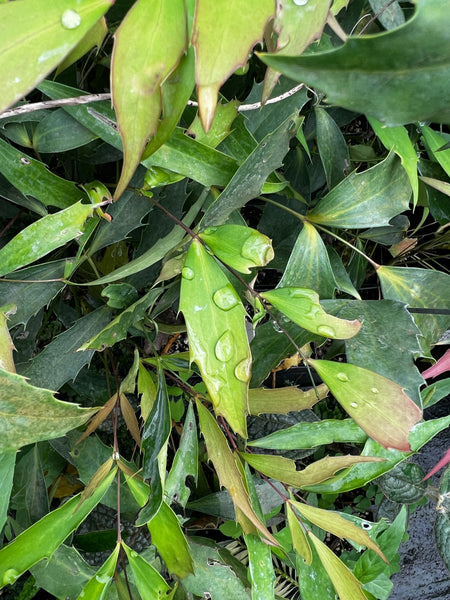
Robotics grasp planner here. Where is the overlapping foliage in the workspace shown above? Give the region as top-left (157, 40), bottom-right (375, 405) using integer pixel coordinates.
top-left (0, 0), bottom-right (449, 598)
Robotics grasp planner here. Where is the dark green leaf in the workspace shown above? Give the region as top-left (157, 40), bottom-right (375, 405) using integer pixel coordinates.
top-left (377, 461), bottom-right (427, 503)
top-left (32, 108), bottom-right (97, 152)
top-left (0, 451), bottom-right (15, 534)
top-left (315, 107), bottom-right (350, 189)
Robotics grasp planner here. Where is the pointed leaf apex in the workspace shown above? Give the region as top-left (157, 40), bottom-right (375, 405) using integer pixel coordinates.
top-left (198, 84), bottom-right (218, 133)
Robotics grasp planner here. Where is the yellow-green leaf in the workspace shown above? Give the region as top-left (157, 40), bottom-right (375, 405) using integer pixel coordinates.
top-left (122, 542), bottom-right (176, 600)
top-left (308, 359), bottom-right (422, 451)
top-left (260, 287), bottom-right (361, 339)
top-left (0, 0), bottom-right (113, 115)
top-left (56, 16), bottom-right (107, 76)
top-left (286, 502), bottom-right (312, 565)
top-left (0, 308), bottom-right (15, 374)
top-left (308, 532), bottom-right (368, 600)
top-left (75, 542), bottom-right (120, 600)
top-left (111, 0), bottom-right (187, 199)
top-left (248, 384), bottom-right (328, 415)
top-left (180, 240), bottom-right (251, 436)
top-left (421, 125), bottom-right (450, 177)
top-left (192, 0), bottom-right (275, 131)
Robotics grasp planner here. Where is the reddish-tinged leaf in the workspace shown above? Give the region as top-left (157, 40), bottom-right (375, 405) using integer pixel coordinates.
top-left (423, 448), bottom-right (450, 481)
top-left (422, 349), bottom-right (450, 379)
top-left (308, 359), bottom-right (422, 451)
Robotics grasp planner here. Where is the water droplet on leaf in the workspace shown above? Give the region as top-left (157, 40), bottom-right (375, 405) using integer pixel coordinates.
top-left (96, 574), bottom-right (111, 584)
top-left (181, 266), bottom-right (194, 280)
top-left (272, 321), bottom-right (283, 333)
top-left (337, 372), bottom-right (349, 382)
top-left (61, 9), bottom-right (81, 29)
top-left (235, 358), bottom-right (251, 382)
top-left (293, 0), bottom-right (308, 4)
top-left (2, 570), bottom-right (19, 585)
top-left (350, 402), bottom-right (358, 408)
top-left (215, 330), bottom-right (234, 362)
top-left (213, 284), bottom-right (240, 311)
top-left (371, 387), bottom-right (379, 394)
top-left (317, 325), bottom-right (336, 337)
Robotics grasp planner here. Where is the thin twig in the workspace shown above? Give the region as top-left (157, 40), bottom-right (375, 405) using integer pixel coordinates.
top-left (359, 0), bottom-right (399, 35)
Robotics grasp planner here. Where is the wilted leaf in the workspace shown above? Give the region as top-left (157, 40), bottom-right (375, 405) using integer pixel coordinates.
top-left (308, 359), bottom-right (422, 451)
top-left (199, 225), bottom-right (274, 273)
top-left (0, 0), bottom-right (113, 115)
top-left (119, 393), bottom-right (141, 447)
top-left (259, 0), bottom-right (450, 125)
top-left (76, 394), bottom-right (117, 445)
top-left (180, 240), bottom-right (251, 436)
top-left (192, 0), bottom-right (274, 131)
top-left (0, 368), bottom-right (98, 452)
top-left (122, 542), bottom-right (176, 599)
top-left (248, 384), bottom-right (328, 416)
top-left (260, 287), bottom-right (361, 339)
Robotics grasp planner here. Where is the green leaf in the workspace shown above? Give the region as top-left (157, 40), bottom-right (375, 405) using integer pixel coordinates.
top-left (248, 384), bottom-right (328, 416)
top-left (112, 0), bottom-right (187, 199)
top-left (368, 117), bottom-right (419, 207)
top-left (421, 125), bottom-right (450, 177)
top-left (308, 153), bottom-right (411, 228)
top-left (32, 109), bottom-right (97, 153)
top-left (187, 100), bottom-right (239, 149)
top-left (0, 137), bottom-right (87, 209)
top-left (122, 542), bottom-right (176, 600)
top-left (240, 452), bottom-right (384, 488)
top-left (0, 368), bottom-right (98, 451)
top-left (420, 175), bottom-right (450, 197)
top-left (180, 240), bottom-right (251, 436)
top-left (0, 201), bottom-right (95, 277)
top-left (201, 113), bottom-right (300, 227)
top-left (21, 306), bottom-right (112, 391)
top-left (75, 542), bottom-right (120, 600)
top-left (0, 451), bottom-right (15, 534)
top-left (308, 359), bottom-right (422, 451)
top-left (165, 402), bottom-right (198, 507)
top-left (315, 107), bottom-right (350, 190)
top-left (0, 467), bottom-right (116, 588)
top-left (196, 400), bottom-right (278, 545)
top-left (435, 467), bottom-right (450, 570)
top-left (260, 288), bottom-right (361, 339)
top-left (192, 0), bottom-right (274, 131)
top-left (377, 265), bottom-right (450, 350)
top-left (259, 0), bottom-right (450, 125)
top-left (278, 221), bottom-right (336, 298)
top-left (308, 532), bottom-right (368, 600)
top-left (244, 533), bottom-right (276, 599)
top-left (199, 224), bottom-right (274, 274)
top-left (368, 0), bottom-right (405, 30)
top-left (0, 0), bottom-right (113, 115)
top-left (248, 418), bottom-right (367, 450)
top-left (327, 247), bottom-right (361, 299)
top-left (296, 541), bottom-right (335, 600)
top-left (286, 502), bottom-right (312, 565)
top-left (147, 501), bottom-right (194, 579)
top-left (56, 15), bottom-right (107, 75)
top-left (377, 461), bottom-right (427, 504)
top-left (0, 306), bottom-right (15, 373)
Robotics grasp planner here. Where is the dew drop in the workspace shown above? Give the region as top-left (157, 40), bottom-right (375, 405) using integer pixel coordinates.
top-left (337, 372), bottom-right (349, 382)
top-left (350, 402), bottom-right (358, 408)
top-left (235, 358), bottom-right (251, 382)
top-left (361, 521), bottom-right (372, 530)
top-left (61, 9), bottom-right (81, 29)
top-left (2, 570), bottom-right (19, 585)
top-left (96, 573), bottom-right (110, 584)
top-left (213, 284), bottom-right (239, 311)
top-left (371, 387), bottom-right (379, 394)
top-left (215, 330), bottom-right (234, 362)
top-left (293, 0), bottom-right (308, 6)
top-left (317, 325), bottom-right (336, 338)
top-left (181, 266), bottom-right (194, 280)
top-left (272, 321), bottom-right (283, 333)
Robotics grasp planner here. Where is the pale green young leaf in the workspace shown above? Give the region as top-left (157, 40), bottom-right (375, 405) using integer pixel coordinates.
top-left (0, 0), bottom-right (113, 115)
top-left (111, 0), bottom-right (187, 199)
top-left (369, 117), bottom-right (419, 207)
top-left (0, 468), bottom-right (116, 588)
top-left (180, 240), bottom-right (251, 436)
top-left (199, 224), bottom-right (274, 274)
top-left (308, 153), bottom-right (411, 228)
top-left (248, 384), bottom-right (328, 416)
top-left (0, 201), bottom-right (94, 277)
top-left (308, 531), bottom-right (368, 600)
top-left (286, 502), bottom-right (312, 565)
top-left (75, 542), bottom-right (120, 600)
top-left (259, 0), bottom-right (450, 125)
top-left (421, 126), bottom-right (450, 177)
top-left (308, 359), bottom-right (422, 451)
top-left (186, 100), bottom-right (239, 149)
top-left (192, 0), bottom-right (274, 131)
top-left (420, 176), bottom-right (450, 197)
top-left (260, 288), bottom-right (361, 339)
top-left (0, 369), bottom-right (98, 452)
top-left (122, 542), bottom-right (176, 600)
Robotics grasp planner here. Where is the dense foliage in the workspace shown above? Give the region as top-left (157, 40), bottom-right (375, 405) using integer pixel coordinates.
top-left (0, 0), bottom-right (449, 599)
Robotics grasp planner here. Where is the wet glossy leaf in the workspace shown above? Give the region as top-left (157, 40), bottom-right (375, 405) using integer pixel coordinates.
top-left (260, 288), bottom-right (361, 339)
top-left (377, 462), bottom-right (427, 503)
top-left (122, 542), bottom-right (176, 600)
top-left (377, 265), bottom-right (450, 349)
top-left (22, 306), bottom-right (112, 391)
top-left (245, 533), bottom-right (276, 599)
top-left (56, 16), bottom-right (107, 75)
top-left (32, 109), bottom-right (97, 153)
top-left (297, 542), bottom-right (335, 600)
top-left (368, 117), bottom-right (419, 207)
top-left (199, 224), bottom-right (274, 273)
top-left (0, 368), bottom-right (98, 452)
top-left (278, 221), bottom-right (336, 298)
top-left (308, 532), bottom-right (368, 600)
top-left (259, 0), bottom-right (450, 125)
top-left (0, 468), bottom-right (116, 588)
top-left (263, 0), bottom-right (330, 101)
top-left (112, 0), bottom-right (187, 199)
top-left (192, 0), bottom-right (274, 131)
top-left (240, 452), bottom-right (384, 488)
top-left (196, 400), bottom-right (278, 545)
top-left (308, 153), bottom-right (411, 229)
top-left (0, 201), bottom-right (95, 277)
top-left (421, 125), bottom-right (450, 177)
top-left (316, 107), bottom-right (350, 190)
top-left (201, 113), bottom-right (300, 227)
top-left (75, 542), bottom-right (120, 600)
top-left (248, 418), bottom-right (367, 450)
top-left (308, 359), bottom-right (422, 451)
top-left (0, 0), bottom-right (113, 115)
top-left (327, 247), bottom-right (361, 299)
top-left (180, 240), bottom-right (251, 436)
top-left (248, 384), bottom-right (328, 416)
top-left (0, 137), bottom-right (87, 209)
top-left (423, 350), bottom-right (450, 381)
top-left (287, 502), bottom-right (312, 565)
